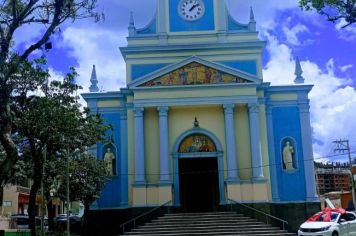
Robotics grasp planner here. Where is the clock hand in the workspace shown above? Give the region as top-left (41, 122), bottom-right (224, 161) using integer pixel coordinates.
top-left (189, 3), bottom-right (199, 12)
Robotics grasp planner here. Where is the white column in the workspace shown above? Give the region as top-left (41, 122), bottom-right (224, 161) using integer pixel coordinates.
top-left (248, 103), bottom-right (264, 179)
top-left (223, 104), bottom-right (239, 180)
top-left (158, 106), bottom-right (170, 183)
top-left (299, 101), bottom-right (318, 200)
top-left (134, 107), bottom-right (145, 183)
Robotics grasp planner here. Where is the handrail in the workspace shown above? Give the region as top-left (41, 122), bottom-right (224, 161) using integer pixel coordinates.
top-left (119, 200), bottom-right (172, 234)
top-left (227, 198), bottom-right (289, 230)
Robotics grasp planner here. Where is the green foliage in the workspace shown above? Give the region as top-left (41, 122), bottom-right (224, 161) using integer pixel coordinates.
top-left (55, 153), bottom-right (109, 207)
top-left (299, 0), bottom-right (356, 27)
top-left (0, 0), bottom-right (102, 188)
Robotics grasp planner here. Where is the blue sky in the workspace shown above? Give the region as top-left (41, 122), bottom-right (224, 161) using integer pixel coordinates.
top-left (14, 0), bottom-right (356, 162)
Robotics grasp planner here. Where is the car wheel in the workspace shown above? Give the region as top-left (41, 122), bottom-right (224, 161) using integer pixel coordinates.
top-left (332, 232), bottom-right (338, 236)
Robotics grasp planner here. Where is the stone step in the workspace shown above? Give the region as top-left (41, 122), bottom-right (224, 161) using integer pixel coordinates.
top-left (121, 211), bottom-right (295, 236)
top-left (151, 218), bottom-right (258, 224)
top-left (163, 212), bottom-right (241, 217)
top-left (125, 231), bottom-right (296, 236)
top-left (130, 227), bottom-right (283, 233)
top-left (158, 215), bottom-right (248, 220)
top-left (141, 222), bottom-right (266, 229)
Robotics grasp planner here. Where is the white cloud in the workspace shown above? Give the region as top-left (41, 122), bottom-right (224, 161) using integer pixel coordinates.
top-left (59, 26), bottom-right (127, 93)
top-left (226, 0), bottom-right (298, 29)
top-left (335, 19), bottom-right (356, 41)
top-left (263, 32), bottom-right (356, 161)
top-left (340, 64), bottom-right (353, 72)
top-left (282, 23), bottom-right (309, 46)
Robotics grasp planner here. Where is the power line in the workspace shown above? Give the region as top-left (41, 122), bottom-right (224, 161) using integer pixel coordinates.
top-left (99, 150), bottom-right (356, 177)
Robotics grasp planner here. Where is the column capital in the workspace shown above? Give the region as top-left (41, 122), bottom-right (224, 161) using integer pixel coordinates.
top-left (157, 106), bottom-right (169, 115)
top-left (298, 102), bottom-right (310, 114)
top-left (248, 103), bottom-right (259, 113)
top-left (265, 104), bottom-right (273, 115)
top-left (223, 104), bottom-right (235, 114)
top-left (133, 107), bottom-right (144, 117)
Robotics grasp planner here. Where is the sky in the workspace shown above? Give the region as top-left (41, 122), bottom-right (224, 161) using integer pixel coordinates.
top-left (14, 0), bottom-right (356, 163)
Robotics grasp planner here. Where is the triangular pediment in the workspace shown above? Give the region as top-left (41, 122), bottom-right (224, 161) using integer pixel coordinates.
top-left (129, 56), bottom-right (260, 88)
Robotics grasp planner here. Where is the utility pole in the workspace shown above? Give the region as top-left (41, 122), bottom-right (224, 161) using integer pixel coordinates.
top-left (333, 139), bottom-right (356, 209)
top-left (66, 148), bottom-right (70, 236)
top-left (40, 145), bottom-right (47, 236)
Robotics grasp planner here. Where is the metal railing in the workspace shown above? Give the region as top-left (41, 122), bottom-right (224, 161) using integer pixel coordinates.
top-left (119, 200), bottom-right (172, 235)
top-left (227, 198), bottom-right (289, 230)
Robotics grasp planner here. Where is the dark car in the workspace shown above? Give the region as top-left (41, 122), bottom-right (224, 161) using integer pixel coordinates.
top-left (10, 214), bottom-right (48, 230)
top-left (54, 214), bottom-right (82, 234)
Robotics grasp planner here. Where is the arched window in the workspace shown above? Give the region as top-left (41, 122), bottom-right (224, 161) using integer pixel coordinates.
top-left (178, 134), bottom-right (216, 153)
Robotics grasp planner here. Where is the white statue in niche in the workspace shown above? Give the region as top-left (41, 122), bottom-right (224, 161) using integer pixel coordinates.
top-left (104, 147), bottom-right (116, 175)
top-left (282, 141), bottom-right (294, 170)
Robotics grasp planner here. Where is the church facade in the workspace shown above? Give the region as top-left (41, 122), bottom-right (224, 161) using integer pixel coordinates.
top-left (82, 0), bottom-right (318, 214)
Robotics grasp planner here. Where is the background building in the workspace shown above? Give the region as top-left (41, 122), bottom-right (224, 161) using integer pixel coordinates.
top-left (315, 162), bottom-right (351, 195)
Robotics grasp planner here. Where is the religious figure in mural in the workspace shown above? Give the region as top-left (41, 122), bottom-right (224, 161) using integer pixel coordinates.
top-left (188, 136), bottom-right (202, 152)
top-left (204, 68), bottom-right (212, 84)
top-left (178, 134), bottom-right (217, 153)
top-left (282, 141), bottom-right (294, 170)
top-left (179, 68), bottom-right (188, 85)
top-left (104, 147), bottom-right (116, 175)
top-left (214, 71), bottom-right (223, 83)
top-left (198, 138), bottom-right (210, 152)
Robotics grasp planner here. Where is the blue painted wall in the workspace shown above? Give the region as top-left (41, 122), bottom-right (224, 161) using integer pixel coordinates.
top-left (131, 64), bottom-right (169, 80)
top-left (169, 0), bottom-right (215, 32)
top-left (272, 107), bottom-right (306, 201)
top-left (96, 112), bottom-right (122, 208)
top-left (217, 60), bottom-right (257, 75)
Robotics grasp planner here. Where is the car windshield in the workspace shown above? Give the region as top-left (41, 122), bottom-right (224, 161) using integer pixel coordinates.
top-left (313, 212), bottom-right (339, 222)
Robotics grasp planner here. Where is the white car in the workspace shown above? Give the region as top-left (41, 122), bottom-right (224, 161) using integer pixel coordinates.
top-left (298, 209), bottom-right (356, 236)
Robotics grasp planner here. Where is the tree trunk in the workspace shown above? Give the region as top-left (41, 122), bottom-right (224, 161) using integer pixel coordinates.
top-left (28, 155), bottom-right (43, 236)
top-left (46, 193), bottom-right (56, 231)
top-left (0, 130), bottom-right (19, 186)
top-left (82, 202), bottom-right (90, 236)
top-left (0, 187), bottom-right (3, 215)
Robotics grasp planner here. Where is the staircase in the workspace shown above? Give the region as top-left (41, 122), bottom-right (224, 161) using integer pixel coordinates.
top-left (122, 211), bottom-right (296, 235)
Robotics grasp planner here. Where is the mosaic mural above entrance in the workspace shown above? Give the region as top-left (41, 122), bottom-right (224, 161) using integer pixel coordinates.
top-left (140, 62), bottom-right (251, 87)
top-left (179, 134), bottom-right (216, 153)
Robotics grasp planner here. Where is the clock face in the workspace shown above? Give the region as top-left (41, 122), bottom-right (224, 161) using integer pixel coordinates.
top-left (178, 0), bottom-right (205, 21)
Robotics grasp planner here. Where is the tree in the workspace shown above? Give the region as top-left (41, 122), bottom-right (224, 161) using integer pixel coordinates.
top-left (0, 0), bottom-right (101, 192)
top-left (299, 0), bottom-right (356, 28)
top-left (55, 154), bottom-right (109, 235)
top-left (13, 64), bottom-right (108, 236)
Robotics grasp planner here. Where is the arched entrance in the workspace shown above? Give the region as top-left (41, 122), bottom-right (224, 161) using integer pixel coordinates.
top-left (173, 129), bottom-right (225, 212)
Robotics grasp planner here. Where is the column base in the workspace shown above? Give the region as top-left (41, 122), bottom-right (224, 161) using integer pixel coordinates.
top-left (226, 180), bottom-right (269, 202)
top-left (132, 183), bottom-right (173, 207)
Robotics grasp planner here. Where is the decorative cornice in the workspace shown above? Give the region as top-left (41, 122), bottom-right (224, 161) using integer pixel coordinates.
top-left (133, 95), bottom-right (258, 108)
top-left (120, 41), bottom-right (265, 59)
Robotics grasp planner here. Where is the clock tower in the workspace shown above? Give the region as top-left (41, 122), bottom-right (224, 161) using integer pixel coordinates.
top-left (83, 0), bottom-right (319, 232)
top-left (123, 0), bottom-right (260, 84)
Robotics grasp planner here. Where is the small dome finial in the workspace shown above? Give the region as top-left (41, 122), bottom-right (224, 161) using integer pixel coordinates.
top-left (128, 11), bottom-right (136, 37)
top-left (129, 11), bottom-right (135, 27)
top-left (250, 7), bottom-right (255, 22)
top-left (294, 57), bottom-right (305, 84)
top-left (248, 7), bottom-right (256, 31)
top-left (89, 64), bottom-right (99, 92)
